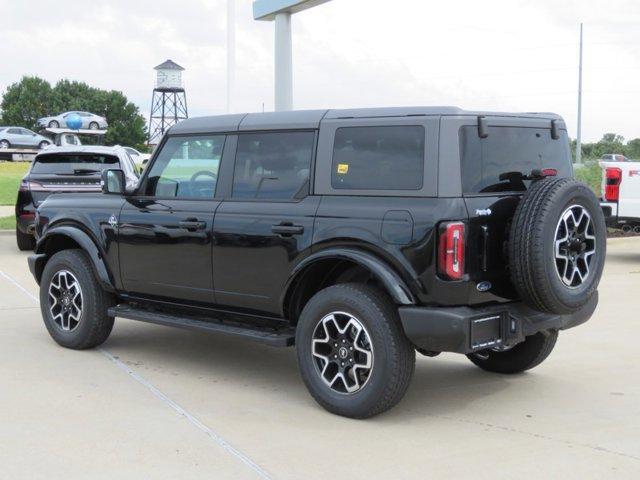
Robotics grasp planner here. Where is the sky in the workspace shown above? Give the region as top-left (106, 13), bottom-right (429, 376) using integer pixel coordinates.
top-left (1, 0), bottom-right (639, 142)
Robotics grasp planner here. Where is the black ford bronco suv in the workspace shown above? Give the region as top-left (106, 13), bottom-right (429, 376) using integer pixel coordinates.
top-left (28, 107), bottom-right (606, 418)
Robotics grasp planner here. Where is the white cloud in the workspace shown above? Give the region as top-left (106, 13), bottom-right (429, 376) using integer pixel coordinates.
top-left (1, 0), bottom-right (638, 141)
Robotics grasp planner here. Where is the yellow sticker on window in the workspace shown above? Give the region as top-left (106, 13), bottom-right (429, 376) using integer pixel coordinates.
top-left (337, 163), bottom-right (349, 174)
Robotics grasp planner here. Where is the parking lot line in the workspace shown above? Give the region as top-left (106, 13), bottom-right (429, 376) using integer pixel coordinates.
top-left (0, 268), bottom-right (272, 480)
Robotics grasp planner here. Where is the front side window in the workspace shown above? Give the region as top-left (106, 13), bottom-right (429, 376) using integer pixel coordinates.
top-left (459, 126), bottom-right (572, 194)
top-left (232, 131), bottom-right (315, 200)
top-left (144, 135), bottom-right (224, 198)
top-left (331, 126), bottom-right (425, 190)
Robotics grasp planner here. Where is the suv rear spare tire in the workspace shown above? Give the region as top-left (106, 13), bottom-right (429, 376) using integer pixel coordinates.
top-left (509, 177), bottom-right (606, 314)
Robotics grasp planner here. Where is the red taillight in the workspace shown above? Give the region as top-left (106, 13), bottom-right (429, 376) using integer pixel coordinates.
top-left (540, 168), bottom-right (557, 177)
top-left (605, 167), bottom-right (622, 201)
top-left (438, 222), bottom-right (465, 280)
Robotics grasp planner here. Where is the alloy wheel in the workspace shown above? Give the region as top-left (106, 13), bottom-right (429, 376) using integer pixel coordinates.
top-left (48, 270), bottom-right (83, 331)
top-left (311, 311), bottom-right (374, 394)
top-left (554, 205), bottom-right (596, 288)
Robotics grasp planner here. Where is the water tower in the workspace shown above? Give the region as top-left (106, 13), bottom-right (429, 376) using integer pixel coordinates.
top-left (148, 59), bottom-right (188, 145)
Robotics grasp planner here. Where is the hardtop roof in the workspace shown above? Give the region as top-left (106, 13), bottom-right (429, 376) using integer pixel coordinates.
top-left (169, 107), bottom-right (563, 134)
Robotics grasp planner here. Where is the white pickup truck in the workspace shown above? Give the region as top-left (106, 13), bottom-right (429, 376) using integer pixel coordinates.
top-left (599, 160), bottom-right (640, 233)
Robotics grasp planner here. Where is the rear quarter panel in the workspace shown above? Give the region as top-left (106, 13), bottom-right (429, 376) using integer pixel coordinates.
top-left (600, 161), bottom-right (640, 219)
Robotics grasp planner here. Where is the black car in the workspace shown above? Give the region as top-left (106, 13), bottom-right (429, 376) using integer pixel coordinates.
top-left (27, 108), bottom-right (606, 418)
top-left (16, 146), bottom-right (139, 250)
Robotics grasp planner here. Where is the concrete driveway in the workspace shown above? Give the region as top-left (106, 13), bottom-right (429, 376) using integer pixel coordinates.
top-left (1, 231), bottom-right (639, 479)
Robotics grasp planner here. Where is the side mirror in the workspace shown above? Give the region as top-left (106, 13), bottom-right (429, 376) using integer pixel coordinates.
top-left (101, 169), bottom-right (125, 194)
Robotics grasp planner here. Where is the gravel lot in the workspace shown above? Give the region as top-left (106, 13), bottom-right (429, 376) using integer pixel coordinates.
top-left (1, 232), bottom-right (639, 479)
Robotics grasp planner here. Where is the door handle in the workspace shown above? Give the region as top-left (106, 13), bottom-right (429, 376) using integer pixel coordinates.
top-left (272, 223), bottom-right (304, 236)
top-left (179, 219), bottom-right (206, 231)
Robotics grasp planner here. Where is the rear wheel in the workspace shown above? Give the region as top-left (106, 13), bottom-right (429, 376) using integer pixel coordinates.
top-left (0, 139), bottom-right (10, 149)
top-left (466, 330), bottom-right (558, 374)
top-left (40, 249), bottom-right (115, 349)
top-left (296, 283), bottom-right (415, 418)
top-left (16, 226), bottom-right (35, 251)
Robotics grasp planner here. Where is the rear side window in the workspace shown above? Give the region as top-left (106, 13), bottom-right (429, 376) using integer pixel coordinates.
top-left (460, 126), bottom-right (572, 194)
top-left (331, 126), bottom-right (424, 190)
top-left (232, 131), bottom-right (315, 200)
top-left (31, 153), bottom-right (119, 174)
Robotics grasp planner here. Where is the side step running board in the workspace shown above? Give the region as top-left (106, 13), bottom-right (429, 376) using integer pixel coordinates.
top-left (108, 305), bottom-right (295, 347)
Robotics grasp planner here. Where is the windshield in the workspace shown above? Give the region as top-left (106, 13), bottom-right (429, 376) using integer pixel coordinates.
top-left (460, 126), bottom-right (572, 194)
top-left (31, 153), bottom-right (119, 174)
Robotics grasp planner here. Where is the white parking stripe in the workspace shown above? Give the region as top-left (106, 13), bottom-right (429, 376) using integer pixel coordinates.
top-left (0, 270), bottom-right (39, 302)
top-left (0, 269), bottom-right (272, 480)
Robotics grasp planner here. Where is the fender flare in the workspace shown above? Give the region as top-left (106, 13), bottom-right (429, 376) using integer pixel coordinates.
top-left (282, 248), bottom-right (416, 314)
top-left (33, 225), bottom-right (115, 291)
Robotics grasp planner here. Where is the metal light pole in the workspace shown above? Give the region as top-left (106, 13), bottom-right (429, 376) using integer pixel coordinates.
top-left (576, 23), bottom-right (583, 164)
top-left (253, 0), bottom-right (332, 111)
top-left (274, 12), bottom-right (293, 111)
top-left (227, 0), bottom-right (236, 113)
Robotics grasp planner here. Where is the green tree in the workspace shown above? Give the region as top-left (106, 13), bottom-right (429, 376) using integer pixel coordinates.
top-left (0, 76), bottom-right (53, 128)
top-left (1, 76), bottom-right (147, 148)
top-left (625, 138), bottom-right (640, 159)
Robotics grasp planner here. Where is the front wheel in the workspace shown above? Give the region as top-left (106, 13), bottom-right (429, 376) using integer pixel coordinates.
top-left (296, 283), bottom-right (415, 418)
top-left (0, 139), bottom-right (10, 149)
top-left (38, 140), bottom-right (50, 149)
top-left (40, 249), bottom-right (115, 349)
top-left (466, 330), bottom-right (558, 374)
top-left (48, 120), bottom-right (59, 128)
top-left (89, 121), bottom-right (99, 130)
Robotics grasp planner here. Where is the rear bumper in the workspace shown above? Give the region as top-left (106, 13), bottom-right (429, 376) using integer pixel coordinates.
top-left (600, 201), bottom-right (618, 227)
top-left (16, 214), bottom-right (36, 235)
top-left (399, 293), bottom-right (598, 354)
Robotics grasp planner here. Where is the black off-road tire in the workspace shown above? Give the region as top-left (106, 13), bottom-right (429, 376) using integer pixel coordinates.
top-left (509, 177), bottom-right (606, 314)
top-left (16, 226), bottom-right (35, 251)
top-left (40, 249), bottom-right (115, 349)
top-left (467, 330), bottom-right (558, 374)
top-left (296, 283), bottom-right (415, 419)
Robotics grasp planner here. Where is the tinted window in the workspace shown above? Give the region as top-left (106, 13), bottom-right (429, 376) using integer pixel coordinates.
top-left (460, 126), bottom-right (572, 194)
top-left (331, 126), bottom-right (424, 190)
top-left (145, 135), bottom-right (224, 198)
top-left (31, 153), bottom-right (119, 174)
top-left (232, 131), bottom-right (314, 200)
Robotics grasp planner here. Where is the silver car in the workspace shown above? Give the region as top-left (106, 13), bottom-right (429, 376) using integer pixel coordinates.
top-left (0, 126), bottom-right (52, 149)
top-left (37, 111), bottom-right (108, 130)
